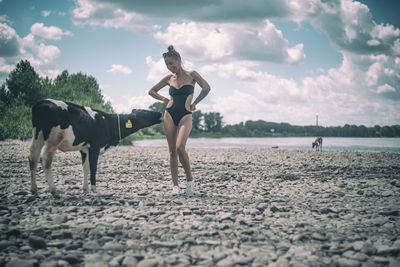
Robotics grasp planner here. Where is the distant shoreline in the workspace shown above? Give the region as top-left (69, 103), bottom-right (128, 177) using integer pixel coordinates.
top-left (132, 136), bottom-right (400, 154)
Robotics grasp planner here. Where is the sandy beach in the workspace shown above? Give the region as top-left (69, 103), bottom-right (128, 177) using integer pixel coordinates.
top-left (0, 140), bottom-right (399, 267)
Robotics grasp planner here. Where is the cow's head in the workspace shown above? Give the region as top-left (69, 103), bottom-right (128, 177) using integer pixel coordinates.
top-left (128, 109), bottom-right (162, 131)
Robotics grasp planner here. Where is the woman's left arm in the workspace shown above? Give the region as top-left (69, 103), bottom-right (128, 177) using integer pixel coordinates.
top-left (191, 71), bottom-right (211, 111)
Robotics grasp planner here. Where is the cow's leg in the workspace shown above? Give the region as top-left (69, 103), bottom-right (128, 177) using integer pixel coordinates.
top-left (28, 129), bottom-right (44, 194)
top-left (41, 143), bottom-right (58, 195)
top-left (88, 147), bottom-right (100, 193)
top-left (80, 150), bottom-right (89, 193)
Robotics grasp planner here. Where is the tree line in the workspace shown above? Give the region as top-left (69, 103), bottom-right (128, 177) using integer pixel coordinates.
top-left (1, 60), bottom-right (399, 142)
top-left (219, 120), bottom-right (400, 138)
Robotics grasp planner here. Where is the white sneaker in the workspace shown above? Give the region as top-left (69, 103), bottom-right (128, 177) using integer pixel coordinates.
top-left (172, 186), bottom-right (180, 195)
top-left (186, 181), bottom-right (195, 196)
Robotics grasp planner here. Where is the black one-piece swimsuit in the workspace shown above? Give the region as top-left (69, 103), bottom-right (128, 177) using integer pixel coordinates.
top-left (166, 84), bottom-right (194, 126)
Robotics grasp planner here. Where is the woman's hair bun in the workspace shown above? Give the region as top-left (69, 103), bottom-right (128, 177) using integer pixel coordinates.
top-left (163, 45), bottom-right (180, 59)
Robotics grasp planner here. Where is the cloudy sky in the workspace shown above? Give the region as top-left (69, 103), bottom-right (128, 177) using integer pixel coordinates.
top-left (1, 0), bottom-right (399, 126)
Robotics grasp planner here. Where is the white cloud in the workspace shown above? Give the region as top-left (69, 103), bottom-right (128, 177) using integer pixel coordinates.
top-left (367, 39), bottom-right (380, 46)
top-left (37, 43), bottom-right (60, 63)
top-left (304, 0), bottom-right (400, 56)
top-left (77, 0), bottom-right (291, 22)
top-left (72, 0), bottom-right (159, 34)
top-left (198, 48), bottom-right (400, 125)
top-left (102, 93), bottom-right (112, 104)
top-left (0, 58), bottom-right (13, 71)
top-left (154, 20), bottom-right (305, 64)
top-left (41, 10), bottom-right (51, 17)
top-left (376, 84), bottom-right (395, 94)
top-left (31, 23), bottom-right (72, 40)
top-left (201, 89), bottom-right (271, 124)
top-left (201, 61), bottom-right (305, 102)
top-left (0, 23), bottom-right (64, 79)
top-left (145, 56), bottom-right (169, 81)
top-left (106, 64), bottom-right (132, 75)
top-left (112, 93), bottom-right (155, 113)
top-left (0, 15), bottom-right (11, 24)
top-left (0, 23), bottom-right (20, 57)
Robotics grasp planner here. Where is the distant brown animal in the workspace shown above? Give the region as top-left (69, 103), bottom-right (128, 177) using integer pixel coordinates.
top-left (312, 137), bottom-right (323, 151)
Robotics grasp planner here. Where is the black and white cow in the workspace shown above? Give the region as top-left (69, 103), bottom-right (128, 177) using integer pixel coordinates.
top-left (28, 99), bottom-right (161, 195)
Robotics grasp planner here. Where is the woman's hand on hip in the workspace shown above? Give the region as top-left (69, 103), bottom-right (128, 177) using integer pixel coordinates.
top-left (190, 104), bottom-right (197, 111)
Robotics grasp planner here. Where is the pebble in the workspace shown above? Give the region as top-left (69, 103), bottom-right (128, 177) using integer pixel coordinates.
top-left (1, 141), bottom-right (400, 267)
top-left (352, 241), bottom-right (365, 251)
top-left (109, 255), bottom-right (125, 266)
top-left (372, 256), bottom-right (390, 264)
top-left (219, 212), bottom-right (234, 221)
top-left (29, 235), bottom-right (47, 249)
top-left (83, 240), bottom-right (101, 250)
top-left (5, 258), bottom-right (35, 267)
top-left (85, 253), bottom-right (111, 267)
top-left (379, 209), bottom-right (399, 216)
top-left (361, 241), bottom-right (378, 256)
top-left (0, 240), bottom-right (14, 251)
top-left (122, 256), bottom-right (139, 267)
top-left (336, 257), bottom-right (361, 267)
top-left (389, 259), bottom-right (400, 267)
top-left (137, 258), bottom-right (161, 267)
top-left (311, 232), bottom-right (328, 241)
top-left (40, 260), bottom-right (58, 267)
top-left (376, 244), bottom-right (400, 256)
top-left (342, 251), bottom-right (368, 262)
top-left (62, 254), bottom-right (82, 265)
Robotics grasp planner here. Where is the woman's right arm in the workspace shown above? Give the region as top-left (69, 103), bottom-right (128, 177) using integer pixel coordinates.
top-left (148, 75), bottom-right (171, 104)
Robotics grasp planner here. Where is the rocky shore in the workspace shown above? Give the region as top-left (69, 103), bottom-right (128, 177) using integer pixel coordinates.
top-left (0, 140), bottom-right (399, 267)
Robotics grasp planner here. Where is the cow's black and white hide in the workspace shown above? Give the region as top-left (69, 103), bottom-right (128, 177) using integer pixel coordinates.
top-left (28, 99), bottom-right (161, 195)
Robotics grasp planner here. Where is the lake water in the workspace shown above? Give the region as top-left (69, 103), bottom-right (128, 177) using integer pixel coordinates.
top-left (133, 137), bottom-right (400, 153)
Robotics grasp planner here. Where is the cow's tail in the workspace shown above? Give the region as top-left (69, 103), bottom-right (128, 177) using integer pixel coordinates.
top-left (32, 100), bottom-right (43, 140)
top-left (31, 99), bottom-right (51, 140)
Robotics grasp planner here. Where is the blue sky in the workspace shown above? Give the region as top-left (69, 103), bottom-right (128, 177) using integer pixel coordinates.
top-left (1, 0), bottom-right (399, 126)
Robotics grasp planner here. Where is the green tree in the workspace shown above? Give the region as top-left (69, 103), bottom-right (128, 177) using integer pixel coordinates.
top-left (0, 84), bottom-right (11, 107)
top-left (381, 126), bottom-right (394, 137)
top-left (203, 112), bottom-right (223, 133)
top-left (0, 84), bottom-right (10, 119)
top-left (44, 70), bottom-right (112, 113)
top-left (392, 125), bottom-right (400, 137)
top-left (192, 110), bottom-right (203, 132)
top-left (5, 60), bottom-right (42, 105)
top-left (149, 102), bottom-right (166, 114)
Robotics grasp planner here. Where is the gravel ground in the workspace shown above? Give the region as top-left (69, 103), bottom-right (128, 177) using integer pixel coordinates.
top-left (0, 140), bottom-right (399, 267)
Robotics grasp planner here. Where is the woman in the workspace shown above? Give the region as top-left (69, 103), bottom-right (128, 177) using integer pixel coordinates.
top-left (149, 45), bottom-right (210, 196)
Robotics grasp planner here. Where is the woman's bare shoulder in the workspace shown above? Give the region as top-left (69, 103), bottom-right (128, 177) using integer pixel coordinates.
top-left (188, 70), bottom-right (201, 78)
top-left (161, 74), bottom-right (174, 83)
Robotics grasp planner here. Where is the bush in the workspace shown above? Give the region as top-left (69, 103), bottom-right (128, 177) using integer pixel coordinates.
top-left (0, 104), bottom-right (32, 140)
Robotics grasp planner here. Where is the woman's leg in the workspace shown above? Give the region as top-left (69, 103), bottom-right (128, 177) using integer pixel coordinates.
top-left (163, 111), bottom-right (179, 186)
top-left (176, 114), bottom-right (193, 182)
